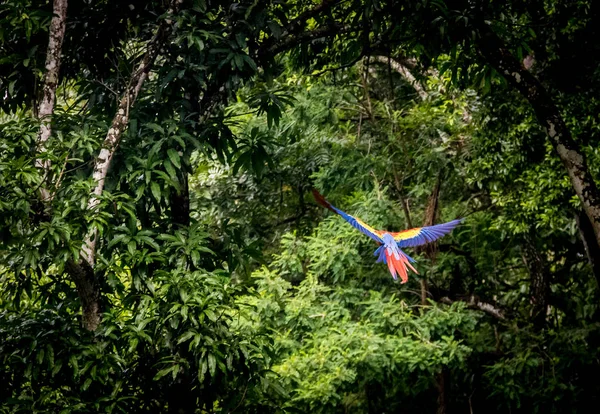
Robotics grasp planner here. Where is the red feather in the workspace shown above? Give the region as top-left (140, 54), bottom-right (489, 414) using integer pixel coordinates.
top-left (312, 189), bottom-right (336, 213)
top-left (385, 249), bottom-right (418, 284)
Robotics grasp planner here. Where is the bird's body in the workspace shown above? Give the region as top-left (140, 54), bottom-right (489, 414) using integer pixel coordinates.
top-left (312, 189), bottom-right (463, 283)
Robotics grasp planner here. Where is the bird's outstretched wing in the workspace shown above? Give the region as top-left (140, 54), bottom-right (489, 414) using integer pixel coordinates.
top-left (391, 219), bottom-right (463, 248)
top-left (312, 189), bottom-right (383, 243)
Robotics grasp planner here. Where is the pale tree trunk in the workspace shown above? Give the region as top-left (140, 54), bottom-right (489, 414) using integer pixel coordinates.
top-left (370, 55), bottom-right (429, 101)
top-left (81, 0), bottom-right (182, 268)
top-left (35, 0), bottom-right (68, 201)
top-left (31, 0), bottom-right (101, 331)
top-left (72, 0), bottom-right (350, 331)
top-left (478, 25), bottom-right (600, 251)
top-left (69, 0), bottom-right (182, 331)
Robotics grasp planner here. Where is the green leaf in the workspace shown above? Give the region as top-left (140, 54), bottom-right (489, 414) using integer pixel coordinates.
top-left (204, 309), bottom-right (217, 322)
top-left (177, 331), bottom-right (196, 345)
top-left (51, 360), bottom-right (62, 377)
top-left (208, 353), bottom-right (216, 377)
top-left (232, 151), bottom-right (252, 175)
top-left (82, 378), bottom-right (92, 391)
top-left (164, 159), bottom-right (177, 179)
top-left (154, 365), bottom-right (179, 381)
top-left (146, 123), bottom-right (165, 134)
top-left (199, 359), bottom-right (208, 382)
top-left (268, 21), bottom-right (282, 39)
top-left (108, 233), bottom-right (129, 249)
top-left (241, 54), bottom-right (257, 71)
top-left (160, 68), bottom-right (179, 90)
top-left (151, 182), bottom-right (161, 202)
top-left (167, 149), bottom-right (181, 169)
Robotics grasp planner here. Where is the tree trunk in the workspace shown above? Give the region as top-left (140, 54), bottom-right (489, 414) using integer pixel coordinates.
top-left (417, 175), bottom-right (442, 306)
top-left (436, 368), bottom-right (449, 414)
top-left (31, 0), bottom-right (105, 331)
top-left (477, 25), bottom-right (600, 252)
top-left (419, 175), bottom-right (441, 260)
top-left (575, 210), bottom-right (600, 286)
top-left (522, 235), bottom-right (550, 327)
top-left (65, 259), bottom-right (101, 331)
top-left (170, 172), bottom-right (190, 227)
top-left (35, 0), bottom-right (68, 201)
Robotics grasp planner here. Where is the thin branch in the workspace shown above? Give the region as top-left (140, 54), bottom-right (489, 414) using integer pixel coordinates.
top-left (48, 152), bottom-right (70, 201)
top-left (266, 24), bottom-right (352, 56)
top-left (259, 0), bottom-right (346, 54)
top-left (91, 79), bottom-right (120, 97)
top-left (440, 296), bottom-right (506, 320)
top-left (229, 380), bottom-right (250, 413)
top-left (392, 168), bottom-right (413, 228)
top-left (311, 48), bottom-right (368, 77)
top-left (359, 57), bottom-right (373, 118)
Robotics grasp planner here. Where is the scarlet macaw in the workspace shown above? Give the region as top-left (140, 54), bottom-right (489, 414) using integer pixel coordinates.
top-left (312, 189), bottom-right (463, 283)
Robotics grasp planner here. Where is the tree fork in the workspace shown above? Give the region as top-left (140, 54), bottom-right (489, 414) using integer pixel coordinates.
top-left (65, 259), bottom-right (101, 331)
top-left (70, 0), bottom-right (182, 331)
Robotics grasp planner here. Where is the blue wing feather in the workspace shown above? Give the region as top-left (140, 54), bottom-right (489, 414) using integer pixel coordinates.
top-left (396, 219), bottom-right (463, 248)
top-left (313, 190), bottom-right (383, 243)
top-left (329, 205), bottom-right (383, 243)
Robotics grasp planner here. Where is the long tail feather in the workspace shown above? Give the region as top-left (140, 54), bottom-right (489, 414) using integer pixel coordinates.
top-left (311, 189), bottom-right (336, 213)
top-left (384, 248), bottom-right (418, 283)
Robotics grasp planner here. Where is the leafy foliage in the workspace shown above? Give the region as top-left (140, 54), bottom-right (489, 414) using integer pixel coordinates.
top-left (2, 0), bottom-right (600, 412)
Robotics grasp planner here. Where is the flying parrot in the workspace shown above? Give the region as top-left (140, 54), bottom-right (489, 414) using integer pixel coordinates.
top-left (312, 189), bottom-right (463, 283)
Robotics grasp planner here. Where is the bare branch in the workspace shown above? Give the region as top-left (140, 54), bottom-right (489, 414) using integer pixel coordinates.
top-left (311, 48), bottom-right (367, 77)
top-left (440, 296), bottom-right (506, 320)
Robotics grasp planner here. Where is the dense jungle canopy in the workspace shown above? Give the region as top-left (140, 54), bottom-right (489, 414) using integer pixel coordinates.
top-left (2, 0), bottom-right (600, 412)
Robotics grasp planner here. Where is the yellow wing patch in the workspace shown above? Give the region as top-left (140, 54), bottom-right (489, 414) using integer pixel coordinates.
top-left (355, 217), bottom-right (383, 237)
top-left (391, 228), bottom-right (422, 241)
